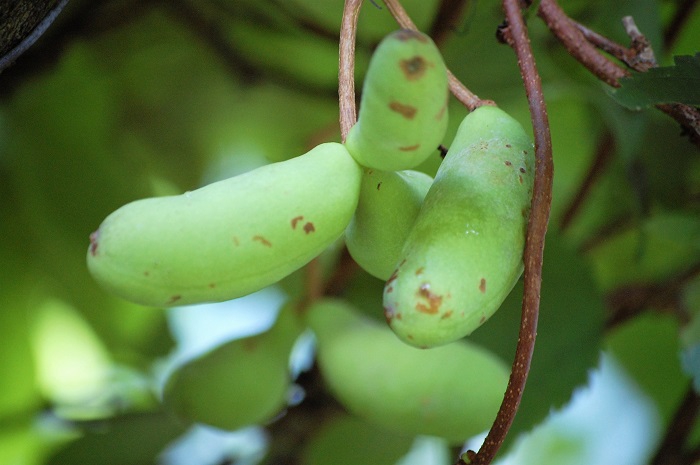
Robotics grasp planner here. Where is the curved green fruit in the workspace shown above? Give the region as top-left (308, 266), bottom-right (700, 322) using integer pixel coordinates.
top-left (88, 143), bottom-right (361, 307)
top-left (306, 298), bottom-right (509, 443)
top-left (345, 168), bottom-right (433, 280)
top-left (383, 106), bottom-right (535, 348)
top-left (345, 29), bottom-right (449, 171)
top-left (163, 301), bottom-right (302, 430)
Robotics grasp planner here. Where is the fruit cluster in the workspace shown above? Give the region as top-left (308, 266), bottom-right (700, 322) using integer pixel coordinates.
top-left (86, 29), bottom-right (534, 442)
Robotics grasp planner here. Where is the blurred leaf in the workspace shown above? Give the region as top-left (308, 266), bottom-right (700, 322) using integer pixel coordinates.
top-left (301, 415), bottom-right (413, 465)
top-left (612, 55), bottom-right (700, 109)
top-left (605, 313), bottom-right (688, 420)
top-left (46, 411), bottom-right (186, 465)
top-left (468, 231), bottom-right (604, 443)
top-left (681, 344), bottom-right (700, 393)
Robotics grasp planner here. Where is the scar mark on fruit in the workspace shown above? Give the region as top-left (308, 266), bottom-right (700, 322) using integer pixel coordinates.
top-left (479, 278), bottom-right (487, 293)
top-left (506, 144), bottom-right (512, 148)
top-left (519, 167), bottom-right (526, 173)
top-left (386, 286), bottom-right (393, 293)
top-left (377, 182), bottom-right (382, 190)
top-left (389, 101), bottom-right (417, 119)
top-left (143, 271), bottom-right (150, 277)
top-left (399, 144), bottom-right (421, 152)
top-left (480, 315), bottom-right (486, 324)
top-left (519, 175), bottom-right (524, 184)
top-left (386, 269), bottom-right (399, 286)
top-left (504, 160), bottom-right (512, 167)
top-left (396, 312), bottom-right (402, 320)
top-left (166, 295), bottom-right (182, 305)
top-left (291, 215), bottom-right (304, 229)
top-left (416, 283), bottom-right (442, 314)
top-left (435, 100), bottom-right (448, 121)
top-left (441, 310), bottom-right (453, 320)
top-left (400, 56), bottom-right (428, 80)
top-left (384, 305), bottom-right (395, 322)
top-left (89, 230), bottom-right (100, 256)
top-left (253, 235), bottom-right (272, 247)
top-left (303, 222), bottom-right (315, 234)
top-left (395, 29), bottom-right (428, 43)
top-left (209, 283), bottom-right (216, 288)
top-left (415, 267), bottom-right (424, 276)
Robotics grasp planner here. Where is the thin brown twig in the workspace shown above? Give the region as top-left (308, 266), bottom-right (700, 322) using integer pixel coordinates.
top-left (428, 0), bottom-right (470, 48)
top-left (651, 385), bottom-right (700, 465)
top-left (558, 130), bottom-right (615, 231)
top-left (663, 0), bottom-right (700, 50)
top-left (461, 2), bottom-right (554, 464)
top-left (338, 0), bottom-right (363, 141)
top-left (382, 0), bottom-right (493, 111)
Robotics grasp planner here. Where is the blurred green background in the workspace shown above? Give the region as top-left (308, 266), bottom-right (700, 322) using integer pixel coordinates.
top-left (0, 1), bottom-right (699, 464)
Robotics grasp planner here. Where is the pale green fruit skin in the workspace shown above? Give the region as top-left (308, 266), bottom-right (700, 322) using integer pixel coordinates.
top-left (88, 143), bottom-right (361, 307)
top-left (163, 302), bottom-right (302, 430)
top-left (345, 169), bottom-right (433, 280)
top-left (383, 106), bottom-right (535, 348)
top-left (345, 29), bottom-right (449, 171)
top-left (306, 299), bottom-right (510, 444)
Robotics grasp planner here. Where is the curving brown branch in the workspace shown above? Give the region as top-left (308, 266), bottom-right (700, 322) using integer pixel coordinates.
top-left (338, 0), bottom-right (364, 141)
top-left (537, 0), bottom-right (700, 147)
top-left (460, 1), bottom-right (554, 464)
top-left (428, 0), bottom-right (470, 48)
top-left (383, 0), bottom-right (494, 111)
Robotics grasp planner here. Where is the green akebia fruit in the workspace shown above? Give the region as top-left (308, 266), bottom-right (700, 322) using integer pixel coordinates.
top-left (345, 168), bottom-right (433, 280)
top-left (306, 298), bottom-right (509, 443)
top-left (163, 301), bottom-right (303, 430)
top-left (88, 142), bottom-right (361, 307)
top-left (383, 106), bottom-right (535, 348)
top-left (345, 29), bottom-right (449, 171)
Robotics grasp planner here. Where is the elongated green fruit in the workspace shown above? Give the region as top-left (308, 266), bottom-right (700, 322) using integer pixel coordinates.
top-left (345, 168), bottom-right (433, 280)
top-left (383, 106), bottom-right (535, 348)
top-left (306, 298), bottom-right (509, 443)
top-left (345, 29), bottom-right (449, 171)
top-left (88, 143), bottom-right (361, 307)
top-left (163, 302), bottom-right (303, 430)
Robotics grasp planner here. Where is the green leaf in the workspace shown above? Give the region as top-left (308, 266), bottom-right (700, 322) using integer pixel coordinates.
top-left (468, 231), bottom-right (604, 443)
top-left (612, 54), bottom-right (700, 109)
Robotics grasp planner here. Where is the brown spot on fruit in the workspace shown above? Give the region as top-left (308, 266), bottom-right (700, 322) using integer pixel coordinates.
top-left (389, 101), bottom-right (417, 119)
top-left (386, 286), bottom-right (393, 294)
top-left (479, 278), bottom-right (487, 293)
top-left (303, 222), bottom-right (315, 234)
top-left (435, 100), bottom-right (448, 121)
top-left (407, 334), bottom-right (414, 340)
top-left (480, 315), bottom-right (486, 324)
top-left (377, 182), bottom-right (382, 190)
top-left (209, 283), bottom-right (216, 288)
top-left (395, 29), bottom-right (428, 43)
top-left (415, 283), bottom-right (442, 314)
top-left (143, 271), bottom-right (150, 277)
top-left (253, 235), bottom-right (272, 247)
top-left (291, 216), bottom-right (304, 229)
top-left (396, 312), bottom-right (402, 320)
top-left (441, 311), bottom-right (453, 320)
top-left (386, 269), bottom-right (399, 286)
top-left (400, 56), bottom-right (428, 80)
top-left (384, 305), bottom-right (395, 322)
top-left (519, 175), bottom-right (524, 184)
top-left (399, 144), bottom-right (421, 152)
top-left (519, 167), bottom-right (526, 173)
top-left (415, 267), bottom-right (424, 276)
top-left (232, 236), bottom-right (240, 246)
top-left (506, 144), bottom-right (512, 148)
top-left (166, 295), bottom-right (182, 305)
top-left (89, 230), bottom-right (100, 256)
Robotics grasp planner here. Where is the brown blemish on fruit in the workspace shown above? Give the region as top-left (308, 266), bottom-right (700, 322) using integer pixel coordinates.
top-left (396, 312), bottom-right (403, 320)
top-left (384, 305), bottom-right (395, 322)
top-left (519, 175), bottom-right (524, 184)
top-left (166, 295), bottom-right (182, 305)
top-left (523, 150), bottom-right (529, 155)
top-left (395, 30), bottom-right (428, 43)
top-left (435, 100), bottom-right (448, 121)
top-left (143, 271), bottom-right (150, 277)
top-left (415, 283), bottom-right (442, 314)
top-left (415, 267), bottom-right (424, 276)
top-left (209, 283), bottom-right (216, 288)
top-left (400, 56), bottom-right (428, 80)
top-left (243, 338), bottom-right (259, 352)
top-left (303, 222), bottom-right (315, 234)
top-left (253, 235), bottom-right (272, 247)
top-left (480, 315), bottom-right (486, 324)
top-left (89, 230), bottom-right (99, 256)
top-left (291, 215), bottom-right (304, 229)
top-left (399, 144), bottom-right (421, 152)
top-left (441, 310), bottom-right (453, 320)
top-left (506, 144), bottom-right (512, 148)
top-left (504, 160), bottom-right (512, 167)
top-left (519, 167), bottom-right (526, 173)
top-left (232, 236), bottom-right (240, 246)
top-left (407, 334), bottom-right (414, 340)
top-left (386, 268), bottom-right (399, 286)
top-left (377, 182), bottom-right (382, 190)
top-left (389, 101), bottom-right (417, 119)
top-left (479, 278), bottom-right (487, 293)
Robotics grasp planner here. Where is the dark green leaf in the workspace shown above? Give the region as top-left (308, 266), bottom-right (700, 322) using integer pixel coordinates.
top-left (612, 54), bottom-right (700, 109)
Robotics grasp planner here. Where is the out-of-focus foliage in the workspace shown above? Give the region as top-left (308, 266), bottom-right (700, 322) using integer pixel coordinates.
top-left (0, 0), bottom-right (698, 464)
